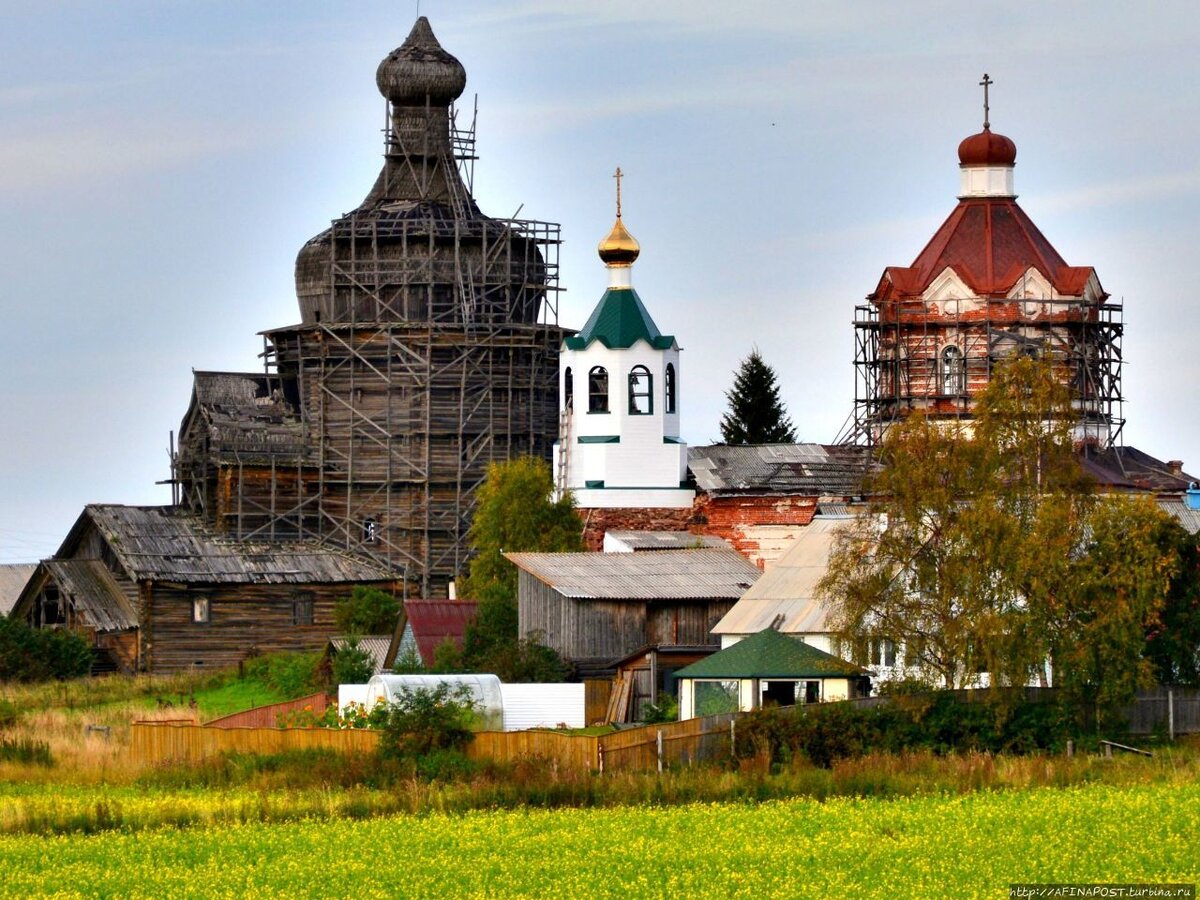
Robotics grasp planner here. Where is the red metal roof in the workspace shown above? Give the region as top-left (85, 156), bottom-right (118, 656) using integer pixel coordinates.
top-left (404, 600), bottom-right (477, 664)
top-left (871, 197), bottom-right (1101, 300)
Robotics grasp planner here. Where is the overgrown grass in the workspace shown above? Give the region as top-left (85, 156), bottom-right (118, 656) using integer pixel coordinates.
top-left (0, 743), bottom-right (1186, 836)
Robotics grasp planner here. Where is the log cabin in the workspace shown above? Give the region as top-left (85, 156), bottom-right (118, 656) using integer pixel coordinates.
top-left (12, 505), bottom-right (401, 674)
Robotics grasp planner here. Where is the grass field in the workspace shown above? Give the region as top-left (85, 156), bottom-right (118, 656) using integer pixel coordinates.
top-left (0, 783), bottom-right (1194, 898)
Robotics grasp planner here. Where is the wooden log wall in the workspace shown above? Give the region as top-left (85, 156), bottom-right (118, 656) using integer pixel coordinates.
top-left (141, 580), bottom-right (399, 674)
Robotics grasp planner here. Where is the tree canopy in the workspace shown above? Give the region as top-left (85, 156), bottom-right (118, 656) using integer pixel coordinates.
top-left (719, 348), bottom-right (796, 444)
top-left (456, 456), bottom-right (581, 681)
top-left (818, 357), bottom-right (1185, 719)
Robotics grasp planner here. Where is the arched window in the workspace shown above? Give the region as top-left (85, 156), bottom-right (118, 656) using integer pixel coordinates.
top-left (628, 365), bottom-right (653, 415)
top-left (665, 363), bottom-right (677, 414)
top-left (588, 366), bottom-right (609, 413)
top-left (564, 367), bottom-right (574, 410)
top-left (940, 345), bottom-right (965, 396)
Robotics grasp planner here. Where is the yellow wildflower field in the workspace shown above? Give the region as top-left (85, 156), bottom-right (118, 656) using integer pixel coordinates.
top-left (0, 783), bottom-right (1195, 898)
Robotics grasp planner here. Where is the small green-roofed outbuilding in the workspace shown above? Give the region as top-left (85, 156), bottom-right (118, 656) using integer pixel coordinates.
top-left (676, 627), bottom-right (868, 679)
top-left (675, 628), bottom-right (871, 719)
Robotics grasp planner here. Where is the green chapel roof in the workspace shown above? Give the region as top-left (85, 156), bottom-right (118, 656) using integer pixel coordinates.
top-left (675, 628), bottom-right (869, 679)
top-left (564, 287), bottom-right (676, 351)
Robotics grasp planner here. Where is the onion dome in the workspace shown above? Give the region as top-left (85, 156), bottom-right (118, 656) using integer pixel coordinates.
top-left (376, 17), bottom-right (466, 106)
top-left (958, 127), bottom-right (1017, 167)
top-left (598, 217), bottom-right (640, 267)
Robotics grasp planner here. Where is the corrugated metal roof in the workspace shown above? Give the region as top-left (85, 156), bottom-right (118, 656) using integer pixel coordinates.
top-left (0, 564), bottom-right (36, 616)
top-left (83, 505), bottom-right (393, 585)
top-left (404, 600), bottom-right (477, 665)
top-left (1159, 500), bottom-right (1200, 535)
top-left (712, 518), bottom-right (851, 635)
top-left (676, 628), bottom-right (867, 679)
top-left (688, 443), bottom-right (874, 496)
top-left (505, 549), bottom-right (760, 600)
top-left (604, 531), bottom-right (728, 551)
top-left (329, 636), bottom-right (393, 676)
top-left (43, 560), bottom-right (137, 632)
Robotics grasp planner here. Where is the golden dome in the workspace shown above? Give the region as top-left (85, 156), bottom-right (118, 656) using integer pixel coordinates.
top-left (598, 216), bottom-right (640, 267)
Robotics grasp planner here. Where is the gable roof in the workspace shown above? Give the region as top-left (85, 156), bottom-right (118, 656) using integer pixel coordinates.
top-left (712, 517), bottom-right (849, 636)
top-left (563, 288), bottom-right (676, 350)
top-left (505, 549), bottom-right (760, 601)
top-left (0, 563), bottom-right (36, 616)
top-left (676, 628), bottom-right (868, 679)
top-left (43, 560), bottom-right (138, 632)
top-left (688, 443), bottom-right (874, 497)
top-left (871, 197), bottom-right (1100, 300)
top-left (61, 505), bottom-right (394, 585)
top-left (403, 600), bottom-right (477, 664)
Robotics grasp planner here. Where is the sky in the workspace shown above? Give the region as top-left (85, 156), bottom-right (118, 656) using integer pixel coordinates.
top-left (2, 1), bottom-right (1199, 563)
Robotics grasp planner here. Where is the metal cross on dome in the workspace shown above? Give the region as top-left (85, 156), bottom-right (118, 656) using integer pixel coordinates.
top-left (980, 73), bottom-right (993, 130)
top-left (614, 166), bottom-right (623, 218)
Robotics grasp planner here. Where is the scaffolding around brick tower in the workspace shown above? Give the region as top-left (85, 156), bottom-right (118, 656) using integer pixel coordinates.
top-left (842, 292), bottom-right (1125, 448)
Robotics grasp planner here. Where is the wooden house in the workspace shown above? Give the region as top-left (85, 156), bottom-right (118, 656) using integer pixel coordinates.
top-left (12, 505), bottom-right (400, 674)
top-left (507, 548), bottom-right (760, 676)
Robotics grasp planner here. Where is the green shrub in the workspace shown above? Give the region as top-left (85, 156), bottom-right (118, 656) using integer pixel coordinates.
top-left (641, 694), bottom-right (679, 725)
top-left (334, 587), bottom-right (400, 636)
top-left (242, 651), bottom-right (322, 699)
top-left (331, 640), bottom-right (375, 686)
top-left (737, 694), bottom-right (1077, 768)
top-left (376, 683), bottom-right (476, 762)
top-left (0, 617), bottom-right (92, 682)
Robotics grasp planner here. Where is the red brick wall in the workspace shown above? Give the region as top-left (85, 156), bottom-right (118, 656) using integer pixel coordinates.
top-left (578, 493), bottom-right (823, 568)
top-left (577, 507), bottom-right (698, 551)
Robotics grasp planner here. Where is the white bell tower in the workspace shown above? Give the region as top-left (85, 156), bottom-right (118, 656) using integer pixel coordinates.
top-left (553, 169), bottom-right (694, 509)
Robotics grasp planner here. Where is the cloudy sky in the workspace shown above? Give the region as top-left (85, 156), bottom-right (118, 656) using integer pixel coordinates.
top-left (2, 1), bottom-right (1199, 562)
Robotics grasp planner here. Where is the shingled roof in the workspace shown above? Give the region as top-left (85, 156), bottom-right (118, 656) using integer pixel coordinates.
top-left (64, 505), bottom-right (393, 585)
top-left (688, 444), bottom-right (874, 497)
top-left (563, 288), bottom-right (676, 351)
top-left (676, 628), bottom-right (868, 679)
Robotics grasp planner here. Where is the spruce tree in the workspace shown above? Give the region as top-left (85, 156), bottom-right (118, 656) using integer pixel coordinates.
top-left (719, 348), bottom-right (797, 444)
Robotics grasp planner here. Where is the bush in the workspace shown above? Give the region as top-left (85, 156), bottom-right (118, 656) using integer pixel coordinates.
top-left (331, 640), bottom-right (375, 686)
top-left (242, 651), bottom-right (323, 699)
top-left (641, 694), bottom-right (679, 725)
top-left (0, 617), bottom-right (92, 682)
top-left (736, 694), bottom-right (1076, 768)
top-left (334, 587), bottom-right (400, 636)
top-left (376, 682), bottom-right (477, 762)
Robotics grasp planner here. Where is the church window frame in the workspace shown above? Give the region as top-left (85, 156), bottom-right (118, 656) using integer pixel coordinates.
top-left (628, 365), bottom-right (653, 415)
top-left (665, 363), bottom-right (677, 414)
top-left (564, 367), bottom-right (574, 410)
top-left (940, 345), bottom-right (966, 396)
top-left (588, 366), bottom-right (609, 413)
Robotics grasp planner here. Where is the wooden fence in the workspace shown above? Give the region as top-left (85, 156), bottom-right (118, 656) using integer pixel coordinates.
top-left (129, 713), bottom-right (740, 771)
top-left (130, 721), bottom-right (380, 766)
top-left (128, 687), bottom-right (1200, 770)
top-left (1120, 687), bottom-right (1200, 736)
top-left (204, 693), bottom-right (331, 729)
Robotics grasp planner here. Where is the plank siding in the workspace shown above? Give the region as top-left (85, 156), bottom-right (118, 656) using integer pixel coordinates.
top-left (520, 571), bottom-right (734, 671)
top-left (143, 582), bottom-right (390, 674)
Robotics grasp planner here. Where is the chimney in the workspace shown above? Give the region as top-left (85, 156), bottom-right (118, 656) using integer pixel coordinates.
top-left (1167, 460), bottom-right (1183, 476)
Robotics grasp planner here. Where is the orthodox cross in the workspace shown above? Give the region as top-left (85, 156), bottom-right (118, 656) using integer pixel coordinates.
top-left (614, 166), bottom-right (624, 218)
top-left (979, 73), bottom-right (992, 129)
